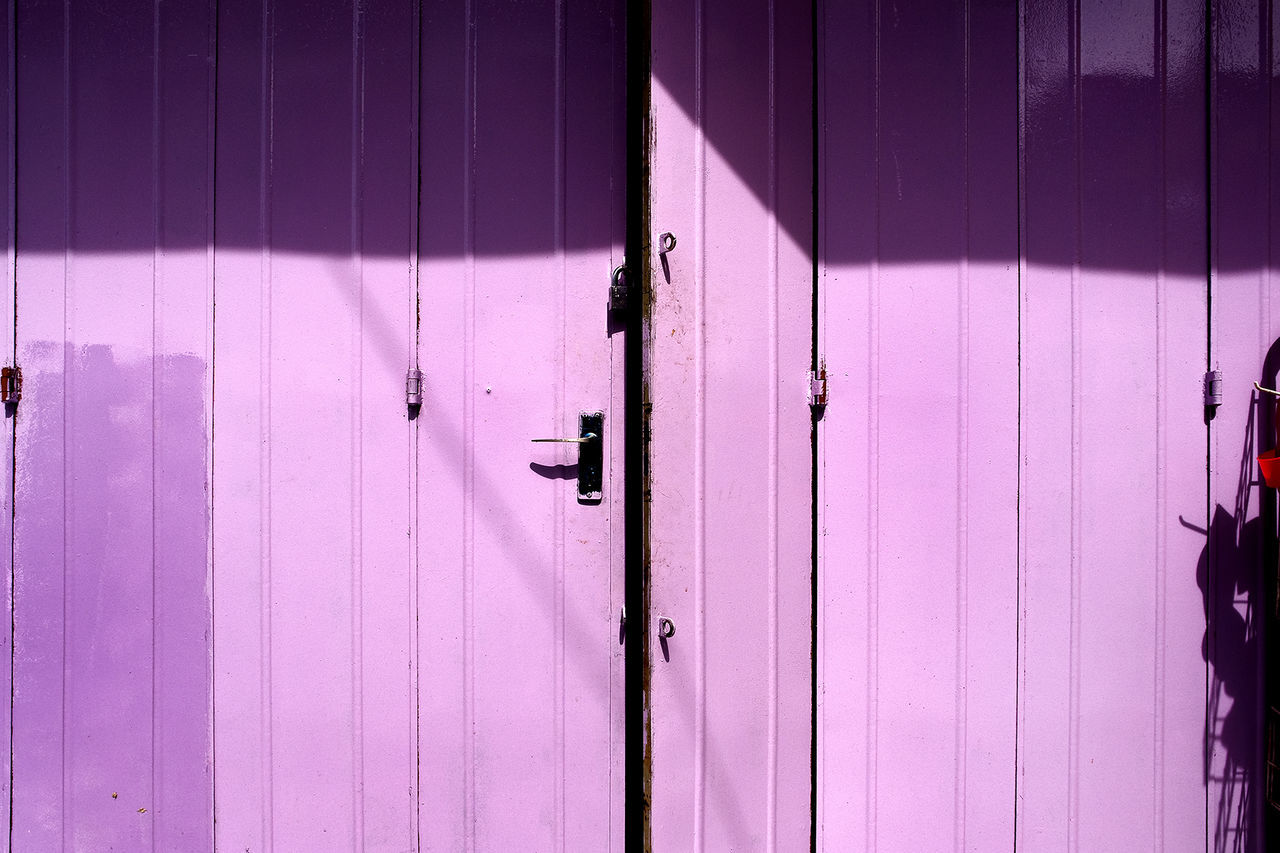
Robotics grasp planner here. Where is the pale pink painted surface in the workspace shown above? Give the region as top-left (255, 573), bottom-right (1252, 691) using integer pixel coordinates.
top-left (817, 2), bottom-right (1019, 849)
top-left (647, 0), bottom-right (813, 848)
top-left (212, 0), bottom-right (416, 849)
top-left (413, 1), bottom-right (627, 850)
top-left (819, 0), bottom-right (1214, 850)
top-left (10, 0), bottom-right (214, 849)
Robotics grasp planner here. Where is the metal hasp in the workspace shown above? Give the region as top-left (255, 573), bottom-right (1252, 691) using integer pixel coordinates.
top-left (1, 366), bottom-right (22, 405)
top-left (1204, 369), bottom-right (1223, 407)
top-left (532, 411), bottom-right (604, 503)
top-left (405, 368), bottom-right (423, 407)
top-left (610, 264), bottom-right (628, 314)
top-left (809, 360), bottom-right (828, 409)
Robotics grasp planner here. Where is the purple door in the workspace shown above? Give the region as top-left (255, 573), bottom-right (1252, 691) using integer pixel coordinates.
top-left (211, 1), bottom-right (627, 850)
top-left (7, 0), bottom-right (625, 849)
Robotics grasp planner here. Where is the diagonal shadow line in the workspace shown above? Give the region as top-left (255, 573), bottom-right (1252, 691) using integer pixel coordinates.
top-left (318, 254), bottom-right (619, 703)
top-left (309, 260), bottom-right (622, 750)
top-left (415, 379), bottom-right (618, 707)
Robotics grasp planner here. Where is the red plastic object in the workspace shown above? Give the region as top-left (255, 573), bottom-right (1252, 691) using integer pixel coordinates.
top-left (1259, 399), bottom-right (1280, 487)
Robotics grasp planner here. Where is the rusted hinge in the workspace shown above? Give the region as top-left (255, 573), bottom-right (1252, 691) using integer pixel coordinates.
top-left (1204, 369), bottom-right (1222, 408)
top-left (1, 366), bottom-right (21, 405)
top-left (809, 360), bottom-right (828, 409)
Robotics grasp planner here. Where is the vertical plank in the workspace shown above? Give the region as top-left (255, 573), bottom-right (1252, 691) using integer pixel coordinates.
top-left (1210, 0), bottom-right (1274, 848)
top-left (210, 0), bottom-right (272, 845)
top-left (0, 0), bottom-right (14, 841)
top-left (11, 0), bottom-right (71, 845)
top-left (818, 0), bottom-right (1019, 849)
top-left (1157, 1), bottom-right (1213, 847)
top-left (353, 1), bottom-right (417, 848)
top-left (213, 1), bottom-right (414, 849)
top-left (415, 1), bottom-right (470, 847)
top-left (562, 0), bottom-right (629, 847)
top-left (648, 0), bottom-right (813, 847)
top-left (468, 3), bottom-right (560, 844)
top-left (1018, 0), bottom-right (1082, 841)
top-left (264, 9), bottom-right (358, 837)
top-left (13, 0), bottom-right (214, 849)
top-left (153, 0), bottom-right (215, 847)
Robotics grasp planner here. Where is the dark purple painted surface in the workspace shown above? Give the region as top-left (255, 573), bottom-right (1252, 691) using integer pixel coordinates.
top-left (11, 0), bottom-right (213, 848)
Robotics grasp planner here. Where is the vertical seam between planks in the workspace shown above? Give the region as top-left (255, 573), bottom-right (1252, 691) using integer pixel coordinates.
top-left (208, 0), bottom-right (220, 844)
top-left (258, 0), bottom-right (275, 846)
top-left (349, 1), bottom-right (366, 848)
top-left (462, 1), bottom-right (477, 847)
top-left (867, 1), bottom-right (881, 849)
top-left (813, 1), bottom-right (826, 845)
top-left (1067, 1), bottom-right (1083, 849)
top-left (553, 0), bottom-right (567, 848)
top-left (1260, 4), bottom-right (1273, 839)
top-left (956, 2), bottom-right (971, 851)
top-left (150, 0), bottom-right (161, 843)
top-left (766, 0), bottom-right (780, 849)
top-left (5, 0), bottom-right (15, 836)
top-left (1153, 0), bottom-right (1168, 848)
top-left (1266, 4), bottom-right (1276, 842)
top-left (409, 0), bottom-right (423, 847)
top-left (59, 0), bottom-right (70, 845)
top-left (1202, 0), bottom-right (1213, 842)
top-left (1202, 8), bottom-right (1213, 847)
top-left (1013, 0), bottom-right (1026, 844)
top-left (6, 0), bottom-right (15, 841)
top-left (693, 0), bottom-right (707, 847)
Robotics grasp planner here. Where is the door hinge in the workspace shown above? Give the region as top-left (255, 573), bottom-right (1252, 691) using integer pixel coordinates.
top-left (405, 368), bottom-right (423, 408)
top-left (809, 360), bottom-right (828, 409)
top-left (610, 263), bottom-right (628, 314)
top-left (1, 366), bottom-right (21, 405)
top-left (1204, 369), bottom-right (1222, 408)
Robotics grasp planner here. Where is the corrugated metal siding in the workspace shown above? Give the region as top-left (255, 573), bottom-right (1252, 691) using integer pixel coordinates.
top-left (211, 0), bottom-right (416, 849)
top-left (819, 0), bottom-right (1211, 849)
top-left (414, 1), bottom-right (627, 849)
top-left (647, 0), bottom-right (813, 848)
top-left (10, 0), bottom-right (214, 849)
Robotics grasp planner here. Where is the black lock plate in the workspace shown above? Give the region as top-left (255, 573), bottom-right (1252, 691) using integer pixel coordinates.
top-left (579, 411), bottom-right (604, 503)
